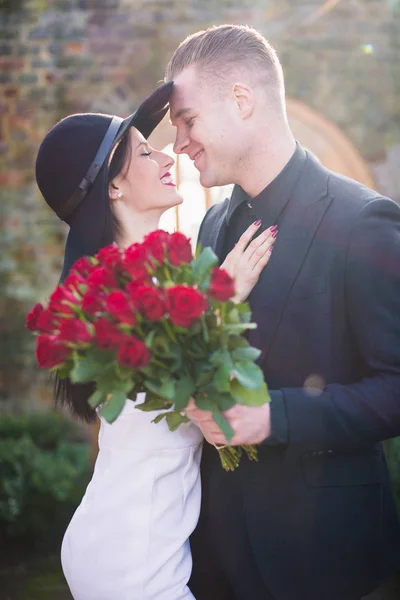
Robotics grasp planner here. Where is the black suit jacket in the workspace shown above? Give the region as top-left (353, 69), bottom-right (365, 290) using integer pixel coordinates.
top-left (196, 149), bottom-right (400, 600)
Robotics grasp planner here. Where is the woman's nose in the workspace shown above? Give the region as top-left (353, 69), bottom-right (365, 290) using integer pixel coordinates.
top-left (160, 152), bottom-right (174, 170)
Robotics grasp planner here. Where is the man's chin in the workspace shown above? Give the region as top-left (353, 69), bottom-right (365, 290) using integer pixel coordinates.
top-left (199, 171), bottom-right (217, 189)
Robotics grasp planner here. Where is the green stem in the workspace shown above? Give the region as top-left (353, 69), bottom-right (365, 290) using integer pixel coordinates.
top-left (162, 319), bottom-right (177, 343)
top-left (216, 444), bottom-right (259, 471)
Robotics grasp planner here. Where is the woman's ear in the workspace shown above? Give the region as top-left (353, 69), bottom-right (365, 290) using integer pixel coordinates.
top-left (109, 181), bottom-right (122, 202)
top-left (232, 82), bottom-right (254, 120)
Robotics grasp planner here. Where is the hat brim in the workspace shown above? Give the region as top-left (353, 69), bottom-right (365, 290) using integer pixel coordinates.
top-left (114, 80), bottom-right (173, 146)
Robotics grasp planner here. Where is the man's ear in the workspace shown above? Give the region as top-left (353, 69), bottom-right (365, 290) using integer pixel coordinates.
top-left (232, 82), bottom-right (254, 119)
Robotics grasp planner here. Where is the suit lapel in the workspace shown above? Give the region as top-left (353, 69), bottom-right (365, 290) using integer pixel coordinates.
top-left (198, 200), bottom-right (229, 262)
top-left (249, 154), bottom-right (332, 362)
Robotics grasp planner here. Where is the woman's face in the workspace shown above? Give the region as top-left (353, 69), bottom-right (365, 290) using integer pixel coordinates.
top-left (109, 127), bottom-right (182, 213)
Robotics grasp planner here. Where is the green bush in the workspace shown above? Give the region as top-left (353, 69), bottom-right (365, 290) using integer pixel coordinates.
top-left (0, 412), bottom-right (91, 562)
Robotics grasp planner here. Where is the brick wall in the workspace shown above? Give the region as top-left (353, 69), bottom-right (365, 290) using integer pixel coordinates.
top-left (0, 0), bottom-right (399, 407)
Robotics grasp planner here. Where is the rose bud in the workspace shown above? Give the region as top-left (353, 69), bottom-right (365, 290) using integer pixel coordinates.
top-left (167, 285), bottom-right (208, 327)
top-left (117, 336), bottom-right (150, 369)
top-left (36, 334), bottom-right (71, 368)
top-left (26, 303), bottom-right (44, 331)
top-left (208, 267), bottom-right (236, 302)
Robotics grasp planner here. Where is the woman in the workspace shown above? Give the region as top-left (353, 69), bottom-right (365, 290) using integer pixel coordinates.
top-left (35, 82), bottom-right (277, 600)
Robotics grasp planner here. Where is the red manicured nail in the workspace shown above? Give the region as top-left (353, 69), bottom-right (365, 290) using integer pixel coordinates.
top-left (272, 230), bottom-right (278, 238)
top-left (254, 219), bottom-right (262, 226)
top-left (270, 225), bottom-right (278, 233)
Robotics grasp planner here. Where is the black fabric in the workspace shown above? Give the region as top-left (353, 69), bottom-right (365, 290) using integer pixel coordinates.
top-left (189, 448), bottom-right (275, 600)
top-left (195, 145), bottom-right (400, 600)
top-left (35, 81), bottom-right (173, 278)
top-left (220, 143), bottom-right (305, 263)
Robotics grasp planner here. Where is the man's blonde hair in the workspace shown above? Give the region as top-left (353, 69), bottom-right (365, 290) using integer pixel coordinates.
top-left (166, 24), bottom-right (284, 102)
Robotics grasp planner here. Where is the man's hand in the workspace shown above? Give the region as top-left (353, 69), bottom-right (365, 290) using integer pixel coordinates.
top-left (186, 399), bottom-right (271, 446)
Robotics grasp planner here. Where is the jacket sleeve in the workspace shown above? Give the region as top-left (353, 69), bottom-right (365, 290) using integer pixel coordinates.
top-left (264, 198), bottom-right (400, 452)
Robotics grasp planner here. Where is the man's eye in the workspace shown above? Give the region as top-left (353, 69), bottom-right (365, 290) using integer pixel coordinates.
top-left (185, 118), bottom-right (195, 128)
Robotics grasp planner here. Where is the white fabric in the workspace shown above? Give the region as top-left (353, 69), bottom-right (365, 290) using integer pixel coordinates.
top-left (61, 393), bottom-right (203, 600)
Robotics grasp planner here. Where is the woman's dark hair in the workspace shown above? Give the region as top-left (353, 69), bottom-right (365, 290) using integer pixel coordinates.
top-left (54, 130), bottom-right (132, 423)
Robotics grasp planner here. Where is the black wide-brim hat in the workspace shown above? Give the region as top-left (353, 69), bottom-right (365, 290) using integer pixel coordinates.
top-left (35, 81), bottom-right (173, 279)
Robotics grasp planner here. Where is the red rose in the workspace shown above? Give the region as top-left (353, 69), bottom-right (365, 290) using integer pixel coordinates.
top-left (117, 336), bottom-right (150, 368)
top-left (94, 318), bottom-right (126, 350)
top-left (131, 285), bottom-right (165, 321)
top-left (95, 244), bottom-right (122, 269)
top-left (168, 232), bottom-right (193, 266)
top-left (87, 266), bottom-right (118, 290)
top-left (48, 286), bottom-right (77, 315)
top-left (143, 230), bottom-right (170, 263)
top-left (26, 303), bottom-right (44, 331)
top-left (36, 308), bottom-right (59, 334)
top-left (167, 285), bottom-right (208, 327)
top-left (63, 272), bottom-right (86, 294)
top-left (122, 243), bottom-right (152, 280)
top-left (106, 291), bottom-right (136, 326)
top-left (82, 289), bottom-right (106, 316)
top-left (208, 267), bottom-right (235, 302)
top-left (36, 334), bottom-right (71, 368)
top-left (58, 318), bottom-right (92, 344)
top-left (71, 256), bottom-right (94, 278)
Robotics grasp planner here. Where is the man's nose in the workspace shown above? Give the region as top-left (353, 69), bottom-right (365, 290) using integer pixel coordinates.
top-left (173, 131), bottom-right (189, 155)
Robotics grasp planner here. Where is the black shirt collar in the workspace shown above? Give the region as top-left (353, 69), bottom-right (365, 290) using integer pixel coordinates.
top-left (226, 142), bottom-right (307, 226)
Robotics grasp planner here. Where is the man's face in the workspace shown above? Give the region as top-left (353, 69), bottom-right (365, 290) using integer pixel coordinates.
top-left (170, 66), bottom-right (245, 188)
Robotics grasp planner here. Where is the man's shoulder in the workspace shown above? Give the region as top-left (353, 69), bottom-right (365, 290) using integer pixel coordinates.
top-left (309, 156), bottom-right (397, 218)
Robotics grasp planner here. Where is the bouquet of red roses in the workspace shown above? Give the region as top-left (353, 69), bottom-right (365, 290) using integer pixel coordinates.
top-left (26, 230), bottom-right (270, 470)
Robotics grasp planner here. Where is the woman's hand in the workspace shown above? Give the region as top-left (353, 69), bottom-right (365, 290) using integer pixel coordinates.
top-left (221, 220), bottom-right (278, 303)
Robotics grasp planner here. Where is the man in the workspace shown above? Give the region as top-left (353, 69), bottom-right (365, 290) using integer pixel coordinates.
top-left (165, 24), bottom-right (400, 600)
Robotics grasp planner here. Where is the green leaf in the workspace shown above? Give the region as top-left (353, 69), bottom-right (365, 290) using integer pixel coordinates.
top-left (195, 369), bottom-right (214, 389)
top-left (99, 390), bottom-right (127, 423)
top-left (227, 307), bottom-right (240, 324)
top-left (234, 302), bottom-right (253, 323)
top-left (91, 347), bottom-right (116, 365)
top-left (152, 413), bottom-right (167, 424)
top-left (231, 361), bottom-right (264, 390)
top-left (193, 395), bottom-right (234, 443)
top-left (145, 329), bottom-right (156, 348)
top-left (209, 349), bottom-right (231, 366)
top-left (214, 363), bottom-right (231, 392)
top-left (56, 363), bottom-right (73, 379)
top-left (212, 393), bottom-right (236, 412)
top-left (70, 355), bottom-right (102, 383)
top-left (231, 346), bottom-right (261, 362)
top-left (135, 394), bottom-right (172, 412)
top-left (144, 379), bottom-right (176, 400)
top-left (230, 379), bottom-right (270, 406)
top-left (174, 375), bottom-right (195, 411)
top-left (166, 411), bottom-right (189, 432)
top-left (191, 247), bottom-right (218, 283)
top-left (211, 408), bottom-right (234, 443)
top-left (224, 323), bottom-right (257, 334)
top-left (88, 389), bottom-right (107, 409)
top-left (228, 335), bottom-right (248, 350)
top-left (159, 379), bottom-right (176, 400)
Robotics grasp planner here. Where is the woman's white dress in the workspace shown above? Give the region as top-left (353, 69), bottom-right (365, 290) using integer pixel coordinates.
top-left (61, 393), bottom-right (203, 600)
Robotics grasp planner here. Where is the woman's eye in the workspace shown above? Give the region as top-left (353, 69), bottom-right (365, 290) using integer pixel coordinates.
top-left (141, 151), bottom-right (152, 157)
